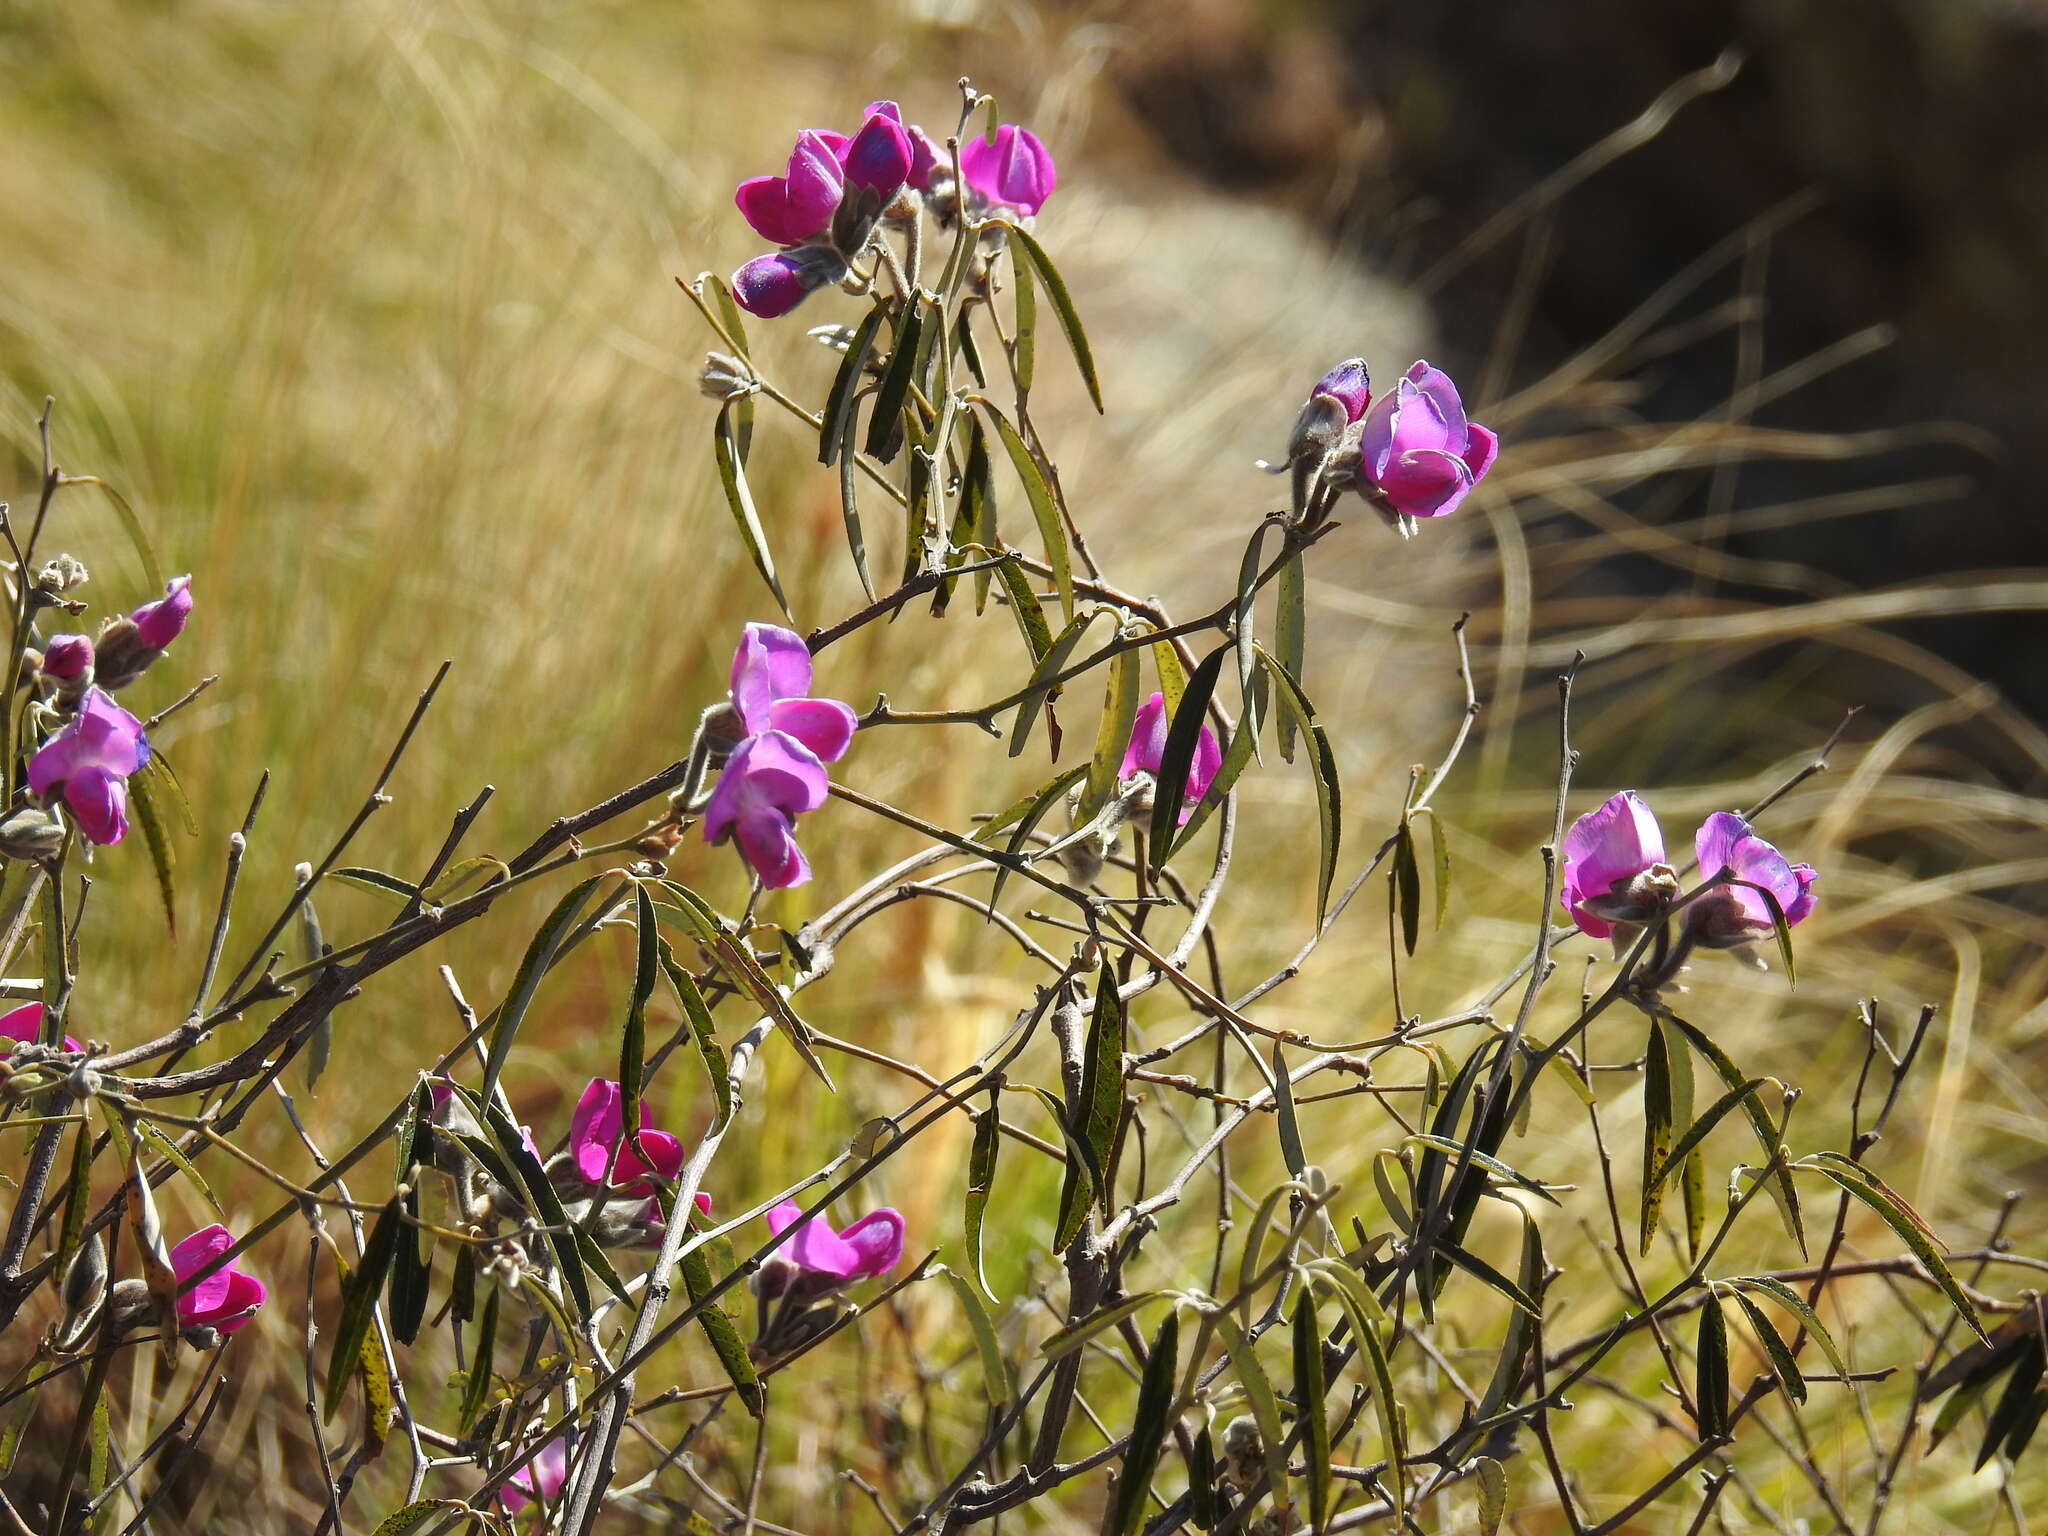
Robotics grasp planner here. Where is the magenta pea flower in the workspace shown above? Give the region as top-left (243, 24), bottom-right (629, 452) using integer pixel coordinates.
top-left (1356, 361), bottom-right (1498, 520)
top-left (960, 124), bottom-right (1057, 218)
top-left (0, 1002), bottom-right (81, 1053)
top-left (1121, 692), bottom-right (1222, 824)
top-left (703, 624), bottom-right (855, 889)
top-left (735, 130), bottom-right (845, 246)
top-left (569, 1078), bottom-right (686, 1196)
top-left (1309, 359), bottom-right (1372, 424)
top-left (732, 247), bottom-right (843, 319)
top-left (170, 1225), bottom-right (266, 1335)
top-left (28, 687), bottom-right (150, 846)
top-left (500, 1436), bottom-right (569, 1514)
top-left (767, 1199), bottom-right (904, 1284)
top-left (1560, 790), bottom-right (1675, 940)
top-left (1686, 812), bottom-right (1818, 949)
top-left (131, 576), bottom-right (193, 650)
top-left (41, 635), bottom-right (93, 681)
top-left (839, 105), bottom-right (914, 198)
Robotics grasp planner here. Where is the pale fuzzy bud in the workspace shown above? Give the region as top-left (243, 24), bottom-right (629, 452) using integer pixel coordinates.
top-left (1221, 1414), bottom-right (1264, 1489)
top-left (699, 351), bottom-right (757, 401)
top-left (90, 617), bottom-right (157, 691)
top-left (36, 554), bottom-right (90, 595)
top-left (0, 807), bottom-right (67, 860)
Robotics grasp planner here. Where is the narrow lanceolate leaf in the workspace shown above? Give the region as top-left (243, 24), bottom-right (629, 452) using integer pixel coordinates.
top-left (1214, 1314), bottom-right (1289, 1506)
top-left (326, 866), bottom-right (421, 903)
top-left (1657, 1017), bottom-right (1704, 1258)
top-left (838, 406), bottom-right (875, 601)
top-left (127, 758), bottom-right (180, 935)
top-left (369, 1500), bottom-right (464, 1536)
top-left (325, 1198), bottom-right (402, 1422)
top-left (865, 297), bottom-right (928, 464)
top-left (1259, 648), bottom-right (1342, 922)
top-left (1419, 806), bottom-right (1452, 929)
top-left (678, 1214), bottom-right (764, 1416)
top-left (994, 555), bottom-right (1052, 664)
top-left (1291, 1294), bottom-right (1331, 1533)
top-left (944, 1268), bottom-right (1015, 1410)
top-left (655, 932), bottom-right (730, 1127)
top-left (1728, 1276), bottom-right (1852, 1381)
top-left (458, 1283), bottom-right (499, 1432)
top-left (1054, 964), bottom-right (1128, 1250)
top-left (1729, 876), bottom-right (1798, 987)
top-left (419, 855), bottom-right (508, 908)
top-left (618, 884), bottom-right (659, 1146)
top-left (1081, 638), bottom-right (1142, 819)
top-left (820, 301), bottom-right (886, 466)
top-left (358, 1324), bottom-right (394, 1463)
top-left (1355, 1307), bottom-right (1405, 1520)
top-left (978, 398), bottom-right (1072, 622)
top-left (1648, 1079), bottom-right (1768, 1197)
top-left (1392, 821), bottom-right (1422, 957)
top-left (715, 400), bottom-right (789, 615)
top-left (984, 764), bottom-right (1089, 913)
top-left (959, 416), bottom-right (999, 613)
top-left (1038, 1290), bottom-right (1169, 1360)
top-left (704, 271), bottom-right (750, 360)
top-left (1638, 1021), bottom-right (1677, 1258)
top-left (1233, 523), bottom-right (1281, 754)
top-left (964, 1082), bottom-right (1002, 1299)
top-left (1476, 1457), bottom-right (1507, 1536)
top-left (1010, 240), bottom-right (1037, 393)
top-left (387, 1082), bottom-right (434, 1346)
top-left (1272, 1041), bottom-right (1307, 1181)
top-left (1008, 609), bottom-right (1108, 758)
top-left (658, 881), bottom-right (832, 1091)
top-left (1727, 1288), bottom-right (1806, 1404)
top-left (1666, 1015), bottom-right (1806, 1257)
top-left (1148, 644), bottom-right (1226, 873)
top-left (1167, 666), bottom-right (1263, 860)
top-left (479, 875), bottom-right (604, 1104)
top-left (1374, 1150), bottom-right (1415, 1234)
top-left (1274, 549), bottom-right (1307, 761)
top-left (1150, 634), bottom-right (1187, 718)
top-left (1434, 1239), bottom-right (1541, 1317)
top-left (1003, 223), bottom-right (1103, 412)
top-left (1695, 1291), bottom-right (1732, 1440)
top-left (1401, 1134), bottom-right (1561, 1207)
top-left (1109, 1310), bottom-right (1181, 1536)
top-left (1805, 1153), bottom-right (1988, 1342)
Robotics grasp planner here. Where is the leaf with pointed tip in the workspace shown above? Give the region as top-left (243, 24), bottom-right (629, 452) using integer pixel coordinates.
top-left (1392, 821), bottom-right (1421, 957)
top-left (325, 1198), bottom-right (401, 1422)
top-left (994, 555), bottom-right (1051, 664)
top-left (480, 875), bottom-right (604, 1105)
top-left (1665, 1015), bottom-right (1806, 1256)
top-left (1054, 964), bottom-right (1127, 1249)
top-left (1002, 223), bottom-right (1103, 412)
top-left (1214, 1314), bottom-right (1288, 1506)
top-left (1008, 609), bottom-right (1108, 758)
top-left (1804, 1153), bottom-right (1987, 1343)
top-left (1148, 644), bottom-right (1226, 872)
top-left (1696, 1291), bottom-right (1732, 1439)
top-left (1727, 1287), bottom-right (1806, 1405)
top-left (678, 1210), bottom-right (763, 1417)
top-left (945, 1268), bottom-right (1015, 1409)
top-left (1274, 550), bottom-right (1306, 761)
top-left (964, 1083), bottom-right (1002, 1300)
top-left (715, 401), bottom-right (788, 614)
top-left (1291, 1293), bottom-right (1330, 1533)
top-left (820, 301), bottom-right (886, 465)
top-left (977, 398), bottom-right (1071, 622)
top-left (1477, 1457), bottom-right (1507, 1536)
top-left (865, 299), bottom-right (928, 464)
top-left (1258, 648), bottom-right (1341, 922)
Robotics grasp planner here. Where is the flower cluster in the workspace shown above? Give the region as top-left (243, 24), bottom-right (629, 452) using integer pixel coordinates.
top-left (1282, 359), bottom-right (1498, 530)
top-left (1562, 791), bottom-right (1818, 952)
top-left (701, 623), bottom-right (856, 889)
top-left (731, 101), bottom-right (1056, 318)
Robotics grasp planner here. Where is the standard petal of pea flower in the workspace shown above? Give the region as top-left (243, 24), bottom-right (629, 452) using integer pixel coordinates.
top-left (0, 1002), bottom-right (82, 1053)
top-left (959, 124), bottom-right (1057, 217)
top-left (1560, 790), bottom-right (1671, 939)
top-left (1687, 811), bottom-right (1819, 948)
top-left (169, 1225), bottom-right (266, 1335)
top-left (734, 129), bottom-right (846, 246)
top-left (766, 1198), bottom-right (905, 1283)
top-left (1356, 360), bottom-right (1498, 520)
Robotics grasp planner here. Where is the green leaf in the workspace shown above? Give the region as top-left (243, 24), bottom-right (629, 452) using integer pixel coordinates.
top-left (1105, 1309), bottom-right (1179, 1536)
top-left (678, 1210), bottom-right (763, 1416)
top-left (978, 397), bottom-right (1072, 622)
top-left (1002, 223), bottom-right (1102, 411)
top-left (994, 555), bottom-right (1051, 663)
top-left (1401, 1134), bottom-right (1560, 1207)
top-left (1165, 666), bottom-right (1263, 860)
top-left (324, 1198), bottom-right (402, 1422)
top-left (1214, 1313), bottom-right (1288, 1506)
top-left (1392, 821), bottom-right (1422, 957)
top-left (1695, 1291), bottom-right (1732, 1440)
top-left (1373, 1150), bottom-right (1415, 1235)
top-left (618, 884), bottom-right (658, 1151)
top-left (1419, 806), bottom-right (1452, 929)
top-left (54, 1121), bottom-right (93, 1287)
top-left (419, 856), bottom-right (508, 908)
top-left (1272, 1041), bottom-right (1307, 1181)
top-left (657, 881), bottom-right (832, 1091)
top-left (358, 1320), bottom-right (394, 1463)
top-left (1728, 876), bottom-right (1797, 986)
top-left (1007, 609), bottom-right (1107, 759)
top-left (1257, 648), bottom-right (1341, 922)
top-left (1148, 645), bottom-right (1225, 873)
top-left (326, 867), bottom-right (420, 904)
top-left (1233, 523), bottom-right (1281, 755)
top-left (1291, 1293), bottom-right (1330, 1533)
top-left (126, 758), bottom-right (180, 936)
top-left (820, 301), bottom-right (886, 465)
top-left (388, 1084), bottom-right (433, 1346)
top-left (1648, 1078), bottom-right (1768, 1199)
top-left (133, 1121), bottom-right (221, 1216)
top-left (1150, 634), bottom-right (1187, 719)
top-left (479, 875), bottom-right (604, 1105)
top-left (964, 1082), bottom-right (1001, 1299)
top-left (944, 1267), bottom-right (1015, 1409)
top-left (983, 763), bottom-right (1089, 914)
top-left (1638, 1021), bottom-right (1677, 1257)
top-left (1726, 1287), bottom-right (1806, 1405)
top-left (958, 417), bottom-right (999, 614)
top-left (1727, 1276), bottom-right (1852, 1381)
top-left (1805, 1153), bottom-right (1987, 1342)
top-left (704, 271), bottom-right (750, 360)
top-left (654, 935), bottom-right (730, 1129)
top-left (1054, 964), bottom-right (1127, 1250)
top-left (1038, 1290), bottom-right (1170, 1360)
top-left (865, 298), bottom-right (928, 464)
top-left (1080, 637), bottom-right (1141, 819)
top-left (1476, 1457), bottom-right (1507, 1536)
top-left (715, 399), bottom-right (789, 615)
top-left (1274, 549), bottom-right (1306, 762)
top-left (1665, 1015), bottom-right (1806, 1257)
top-left (1355, 1305), bottom-right (1405, 1519)
top-left (1433, 1239), bottom-right (1541, 1317)
top-left (368, 1499), bottom-right (465, 1536)
top-left (1010, 240), bottom-right (1037, 393)
top-left (458, 1283), bottom-right (499, 1432)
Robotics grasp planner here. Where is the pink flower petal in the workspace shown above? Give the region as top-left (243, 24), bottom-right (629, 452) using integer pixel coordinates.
top-left (729, 624), bottom-right (814, 733)
top-left (766, 698), bottom-right (857, 764)
top-left (838, 1208), bottom-right (905, 1277)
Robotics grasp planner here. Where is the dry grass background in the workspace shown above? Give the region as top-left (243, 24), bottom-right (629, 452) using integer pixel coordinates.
top-left (1, 1), bottom-right (2044, 1530)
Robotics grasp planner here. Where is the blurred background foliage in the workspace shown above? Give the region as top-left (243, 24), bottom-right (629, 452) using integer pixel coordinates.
top-left (0, 0), bottom-right (2043, 1529)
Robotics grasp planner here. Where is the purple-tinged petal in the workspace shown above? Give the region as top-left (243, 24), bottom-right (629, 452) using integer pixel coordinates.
top-left (1373, 447), bottom-right (1474, 519)
top-left (1693, 812), bottom-right (1747, 884)
top-left (613, 1127), bottom-right (684, 1188)
top-left (734, 132), bottom-right (844, 244)
top-left (1310, 358), bottom-right (1371, 423)
top-left (170, 1226), bottom-right (238, 1322)
top-left (1693, 813), bottom-right (1815, 933)
top-left (209, 1268), bottom-right (267, 1334)
top-left (842, 111), bottom-right (912, 197)
top-left (66, 767), bottom-right (129, 846)
top-left (569, 1079), bottom-right (624, 1184)
top-left (734, 811), bottom-right (810, 889)
top-left (1461, 422), bottom-right (1499, 484)
top-left (0, 1002), bottom-right (80, 1052)
top-left (1183, 724), bottom-right (1223, 817)
top-left (1121, 693), bottom-right (1170, 780)
top-left (42, 634), bottom-right (93, 680)
top-left (504, 1437), bottom-right (569, 1510)
top-left (131, 576), bottom-right (193, 650)
top-left (731, 252), bottom-right (814, 319)
top-left (730, 623), bottom-right (814, 732)
top-left (766, 697), bottom-right (857, 764)
top-left (786, 1211), bottom-right (861, 1279)
top-left (1400, 362), bottom-right (1470, 452)
top-left (904, 124), bottom-right (942, 191)
top-left (1783, 864), bottom-right (1819, 926)
top-left (766, 1199), bottom-right (805, 1238)
top-left (1561, 791), bottom-right (1665, 937)
top-left (838, 1208), bottom-right (905, 1278)
top-left (960, 125), bottom-right (1056, 216)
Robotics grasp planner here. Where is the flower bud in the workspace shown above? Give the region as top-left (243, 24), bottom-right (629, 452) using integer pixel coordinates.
top-left (732, 246), bottom-right (847, 320)
top-left (90, 617), bottom-right (155, 690)
top-left (0, 807), bottom-right (67, 860)
top-left (130, 576), bottom-right (193, 650)
top-left (35, 554), bottom-right (90, 597)
top-left (41, 634), bottom-right (93, 682)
